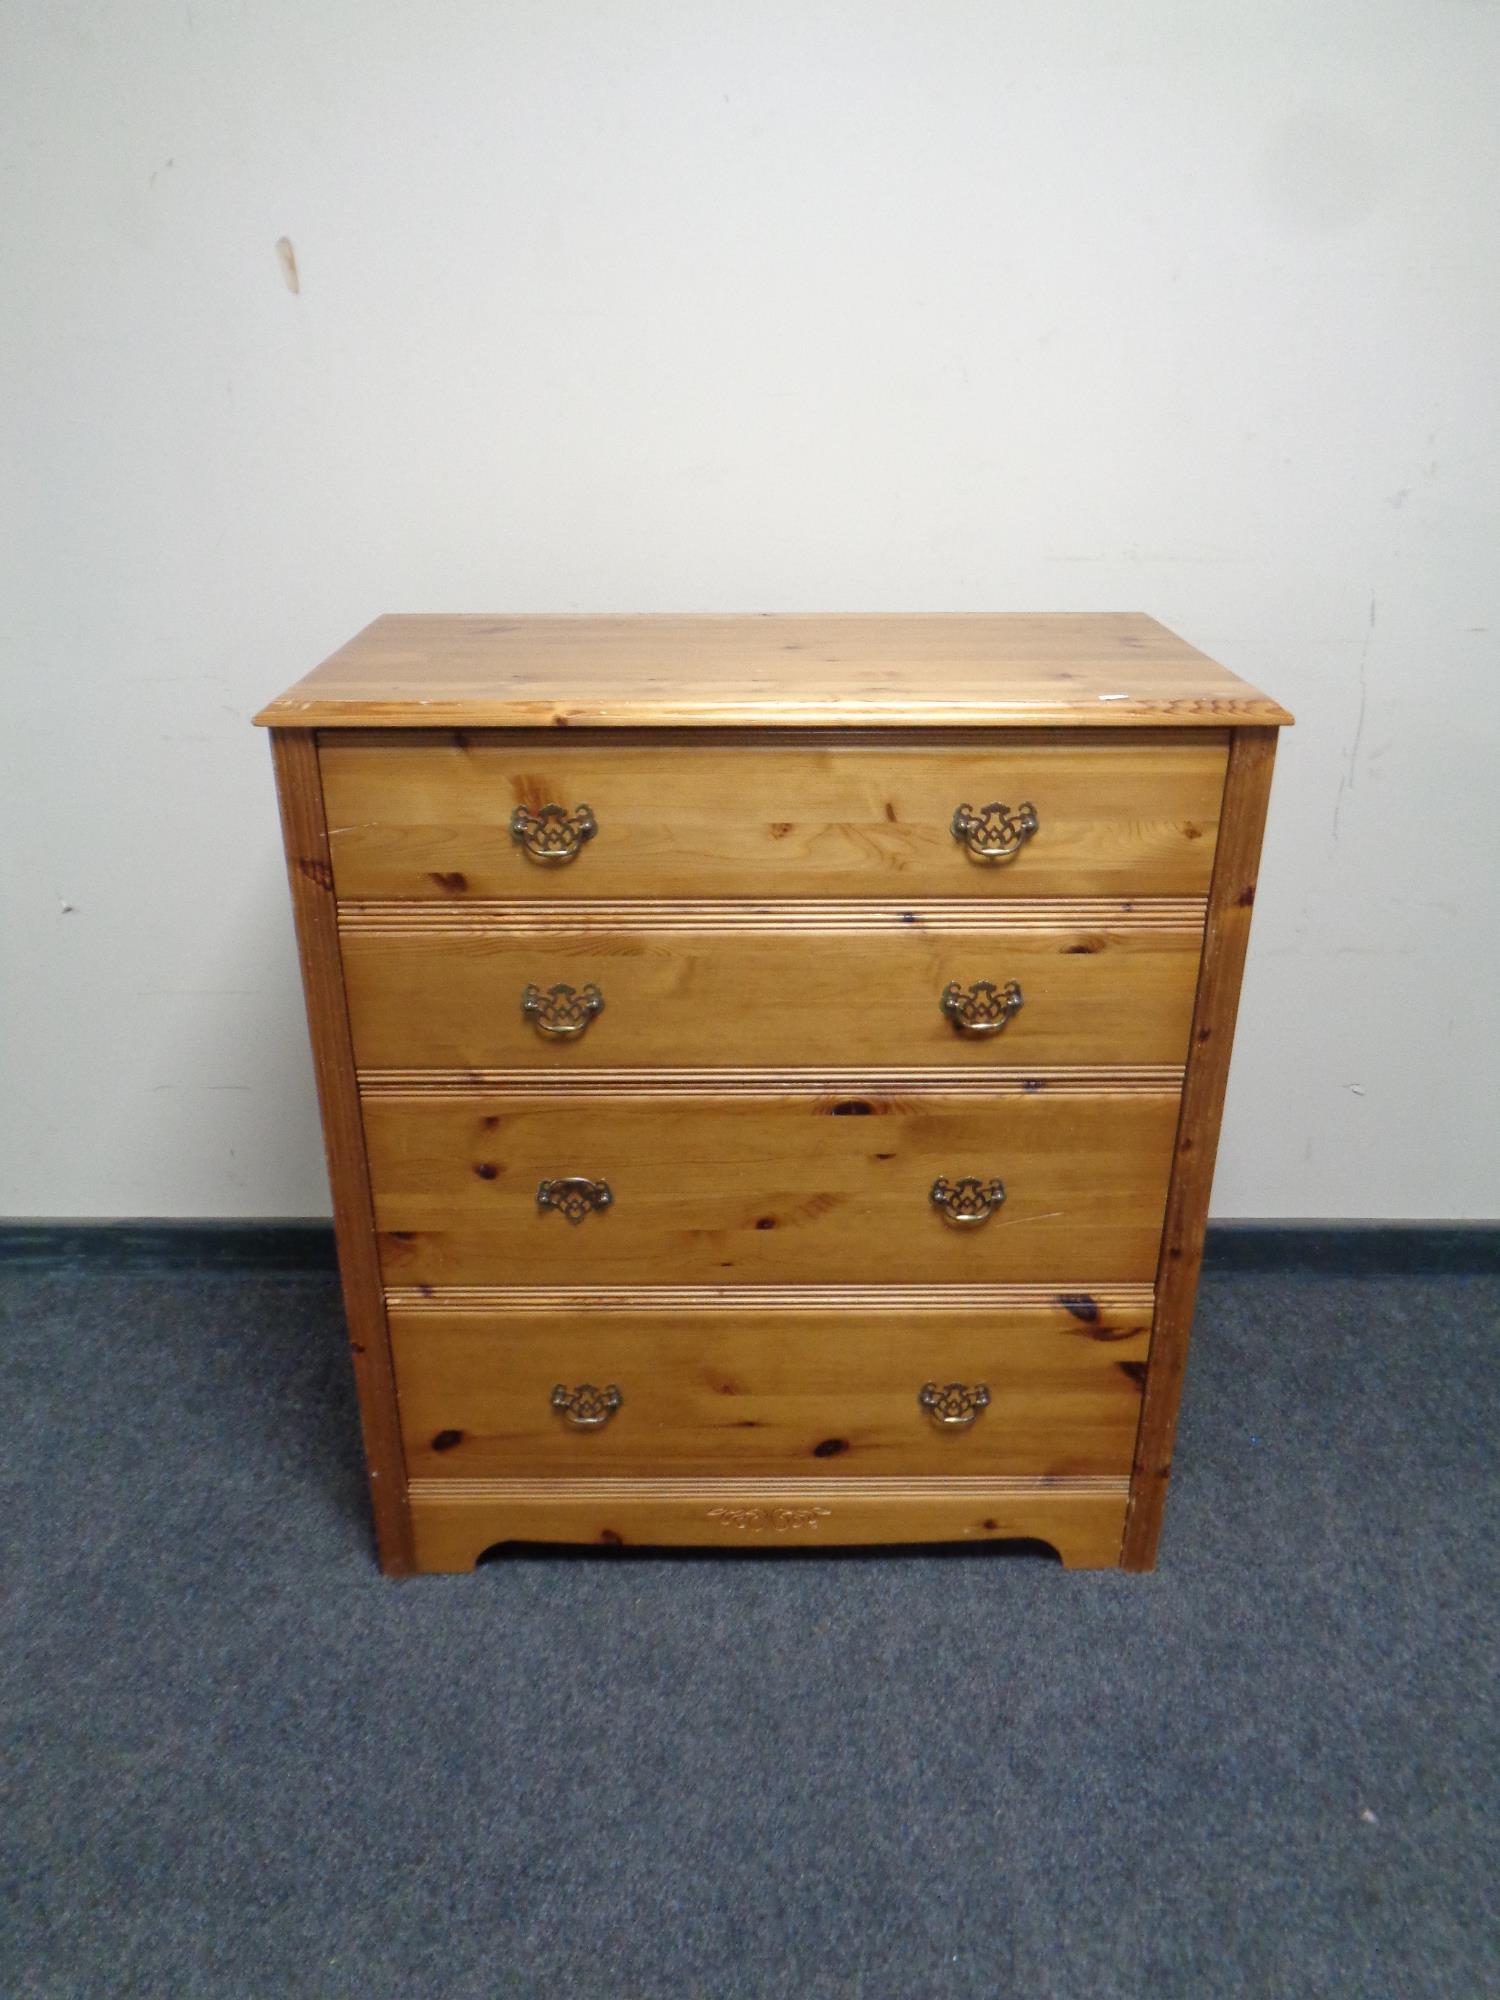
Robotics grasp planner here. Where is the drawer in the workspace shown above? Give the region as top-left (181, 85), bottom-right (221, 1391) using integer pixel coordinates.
top-left (363, 1081), bottom-right (1182, 1286)
top-left (341, 902), bottom-right (1204, 1070)
top-left (321, 729), bottom-right (1228, 900)
top-left (390, 1296), bottom-right (1152, 1479)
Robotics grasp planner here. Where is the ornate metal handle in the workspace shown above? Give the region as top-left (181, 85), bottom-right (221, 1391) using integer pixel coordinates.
top-left (536, 1177), bottom-right (613, 1223)
top-left (919, 1382), bottom-right (991, 1429)
top-left (950, 800), bottom-right (1038, 862)
top-left (930, 1175), bottom-right (1006, 1227)
top-left (551, 1383), bottom-right (622, 1429)
top-left (940, 979), bottom-right (1024, 1036)
top-left (521, 982), bottom-right (604, 1039)
top-left (509, 802), bottom-right (597, 864)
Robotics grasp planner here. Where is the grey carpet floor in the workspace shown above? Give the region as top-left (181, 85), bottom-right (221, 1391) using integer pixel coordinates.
top-left (3, 1264), bottom-right (1497, 2000)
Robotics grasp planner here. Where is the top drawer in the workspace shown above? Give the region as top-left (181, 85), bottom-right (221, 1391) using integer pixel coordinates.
top-left (321, 730), bottom-right (1228, 901)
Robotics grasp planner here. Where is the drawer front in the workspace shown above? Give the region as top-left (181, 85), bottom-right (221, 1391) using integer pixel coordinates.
top-left (322, 729), bottom-right (1228, 900)
top-left (341, 905), bottom-right (1204, 1071)
top-left (363, 1083), bottom-right (1182, 1286)
top-left (391, 1300), bottom-right (1152, 1479)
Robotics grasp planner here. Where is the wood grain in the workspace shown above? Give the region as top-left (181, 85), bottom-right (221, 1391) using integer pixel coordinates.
top-left (339, 903), bottom-right (1205, 1071)
top-left (361, 1083), bottom-right (1183, 1287)
top-left (267, 731), bottom-right (413, 1574)
top-left (391, 1299), bottom-right (1150, 1480)
top-left (406, 1476), bottom-right (1130, 1570)
top-left (319, 730), bottom-right (1229, 901)
top-left (1123, 726), bottom-right (1280, 1570)
top-left (253, 613), bottom-right (1291, 731)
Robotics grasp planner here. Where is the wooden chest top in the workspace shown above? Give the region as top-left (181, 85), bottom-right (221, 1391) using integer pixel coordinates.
top-left (254, 612), bottom-right (1291, 732)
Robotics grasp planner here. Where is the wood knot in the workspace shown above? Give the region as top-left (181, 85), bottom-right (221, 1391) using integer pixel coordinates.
top-left (1056, 1293), bottom-right (1099, 1323)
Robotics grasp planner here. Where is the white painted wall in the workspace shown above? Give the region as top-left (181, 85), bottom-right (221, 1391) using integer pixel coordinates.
top-left (3, 1), bottom-right (1497, 1220)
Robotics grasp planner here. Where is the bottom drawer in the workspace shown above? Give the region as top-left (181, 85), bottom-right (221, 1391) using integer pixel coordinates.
top-left (389, 1293), bottom-right (1152, 1481)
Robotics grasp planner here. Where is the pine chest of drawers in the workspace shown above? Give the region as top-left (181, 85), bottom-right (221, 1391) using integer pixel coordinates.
top-left (257, 615), bottom-right (1290, 1574)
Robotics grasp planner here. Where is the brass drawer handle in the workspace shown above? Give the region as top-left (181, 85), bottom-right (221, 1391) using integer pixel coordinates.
top-left (551, 1383), bottom-right (622, 1429)
top-left (940, 979), bottom-right (1024, 1036)
top-left (950, 800), bottom-right (1038, 862)
top-left (930, 1175), bottom-right (1006, 1227)
top-left (521, 981), bottom-right (604, 1039)
top-left (509, 801), bottom-right (597, 864)
top-left (919, 1382), bottom-right (991, 1429)
top-left (536, 1176), bottom-right (613, 1223)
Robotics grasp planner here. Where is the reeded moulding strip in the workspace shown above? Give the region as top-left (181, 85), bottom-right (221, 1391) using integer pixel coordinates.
top-left (408, 1475), bottom-right (1131, 1503)
top-left (339, 896), bottom-right (1208, 936)
top-left (386, 1282), bottom-right (1157, 1314)
top-left (321, 723), bottom-right (1235, 748)
top-left (358, 1065), bottom-right (1185, 1098)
